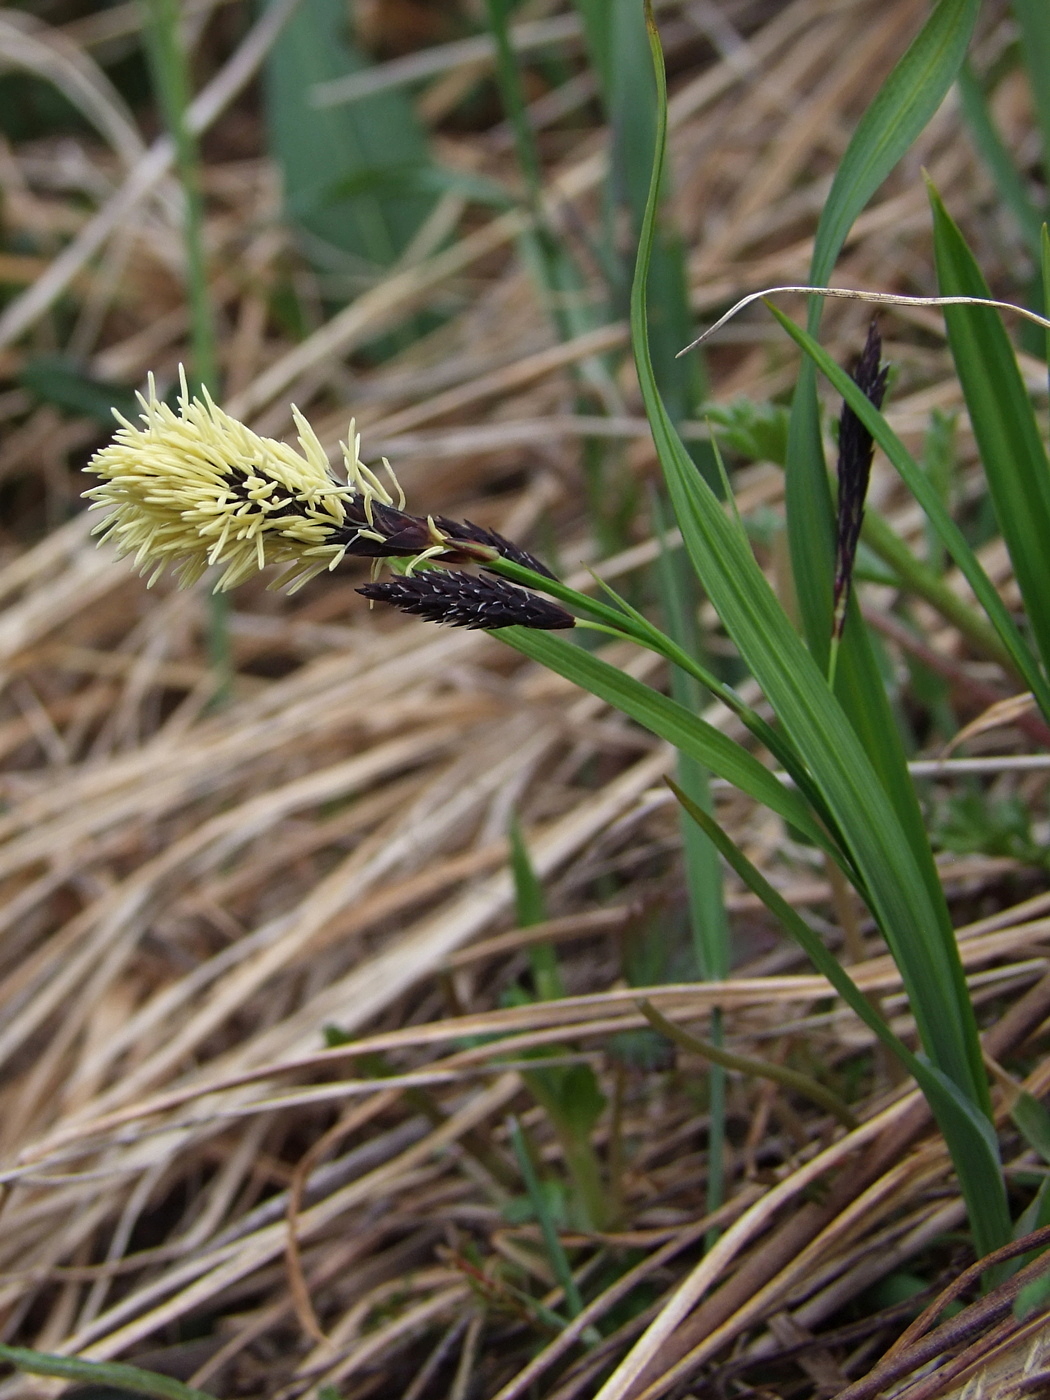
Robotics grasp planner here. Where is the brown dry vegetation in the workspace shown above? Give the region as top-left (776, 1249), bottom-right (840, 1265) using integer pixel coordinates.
top-left (0, 2), bottom-right (1048, 1398)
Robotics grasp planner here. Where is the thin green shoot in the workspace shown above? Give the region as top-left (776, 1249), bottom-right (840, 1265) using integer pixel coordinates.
top-left (956, 61), bottom-right (1043, 255)
top-left (507, 1116), bottom-right (585, 1318)
top-left (507, 820), bottom-right (609, 1229)
top-left (0, 1346), bottom-right (212, 1400)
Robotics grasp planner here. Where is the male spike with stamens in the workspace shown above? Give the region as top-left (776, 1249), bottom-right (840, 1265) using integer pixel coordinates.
top-left (84, 369), bottom-right (574, 629)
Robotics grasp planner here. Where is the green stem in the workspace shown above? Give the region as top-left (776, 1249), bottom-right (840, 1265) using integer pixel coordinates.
top-left (507, 1116), bottom-right (585, 1317)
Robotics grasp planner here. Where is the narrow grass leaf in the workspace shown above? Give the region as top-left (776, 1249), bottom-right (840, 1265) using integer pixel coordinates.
top-left (652, 494), bottom-right (729, 982)
top-left (507, 1117), bottom-right (584, 1318)
top-left (316, 163), bottom-right (516, 211)
top-left (19, 356), bottom-right (139, 423)
top-left (956, 61), bottom-right (1043, 254)
top-left (653, 492), bottom-right (729, 1222)
top-left (1011, 1093), bottom-right (1050, 1167)
top-left (1011, 0), bottom-right (1050, 169)
top-left (636, 12), bottom-right (1008, 1258)
top-left (861, 506), bottom-right (1014, 669)
top-left (929, 182), bottom-right (1050, 680)
top-left (1015, 1268), bottom-right (1050, 1321)
top-left (491, 557), bottom-right (844, 838)
top-left (496, 626), bottom-right (835, 857)
top-left (638, 7), bottom-right (990, 1123)
top-left (509, 815), bottom-right (563, 1002)
top-left (0, 1346), bottom-right (213, 1400)
top-left (639, 991), bottom-right (857, 1129)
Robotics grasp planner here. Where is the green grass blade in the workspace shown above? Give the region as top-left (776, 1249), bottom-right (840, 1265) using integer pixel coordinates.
top-left (767, 304), bottom-right (1050, 722)
top-left (929, 182), bottom-right (1050, 681)
top-left (490, 557), bottom-right (845, 836)
top-left (144, 0), bottom-right (216, 393)
top-left (831, 604), bottom-right (951, 924)
top-left (652, 493), bottom-right (729, 1226)
top-left (776, 0), bottom-right (982, 917)
top-left (636, 7), bottom-right (997, 1160)
top-left (143, 0), bottom-right (230, 704)
top-left (810, 0), bottom-right (980, 291)
top-left (785, 0), bottom-right (980, 656)
top-left (484, 0), bottom-right (615, 402)
top-left (570, 0), bottom-right (610, 95)
top-left (509, 815), bottom-right (549, 929)
top-left (496, 627), bottom-right (836, 858)
top-left (669, 785), bottom-right (1009, 1258)
top-left (861, 505), bottom-right (1016, 670)
top-left (507, 1117), bottom-right (584, 1317)
top-left (0, 1346), bottom-right (213, 1400)
top-left (639, 990), bottom-right (856, 1130)
top-left (485, 0), bottom-right (544, 206)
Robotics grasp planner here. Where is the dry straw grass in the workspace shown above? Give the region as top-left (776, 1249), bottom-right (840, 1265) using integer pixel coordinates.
top-left (0, 1), bottom-right (1047, 1397)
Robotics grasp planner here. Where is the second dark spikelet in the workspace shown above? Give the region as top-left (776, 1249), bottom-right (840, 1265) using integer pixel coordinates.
top-left (358, 569), bottom-right (575, 630)
top-left (432, 516), bottom-right (558, 579)
top-left (832, 318), bottom-right (889, 642)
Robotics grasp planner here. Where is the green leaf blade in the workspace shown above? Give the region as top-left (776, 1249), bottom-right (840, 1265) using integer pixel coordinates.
top-left (929, 183), bottom-right (1050, 682)
top-left (497, 627), bottom-right (834, 856)
top-left (669, 786), bottom-right (1009, 1259)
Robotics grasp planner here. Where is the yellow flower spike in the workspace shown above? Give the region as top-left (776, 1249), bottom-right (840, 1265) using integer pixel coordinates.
top-left (81, 368), bottom-right (565, 627)
top-left (85, 367), bottom-right (361, 592)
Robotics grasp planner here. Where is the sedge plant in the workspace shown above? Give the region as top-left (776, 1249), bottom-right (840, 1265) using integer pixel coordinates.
top-left (83, 1), bottom-right (1050, 1266)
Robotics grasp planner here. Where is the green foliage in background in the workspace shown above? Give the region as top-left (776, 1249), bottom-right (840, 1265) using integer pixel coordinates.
top-left (264, 0), bottom-right (435, 274)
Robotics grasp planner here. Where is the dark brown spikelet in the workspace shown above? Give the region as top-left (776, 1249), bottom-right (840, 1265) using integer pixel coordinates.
top-left (432, 517), bottom-right (558, 579)
top-left (358, 569), bottom-right (575, 630)
top-left (832, 318), bottom-right (888, 642)
top-left (326, 500), bottom-right (557, 576)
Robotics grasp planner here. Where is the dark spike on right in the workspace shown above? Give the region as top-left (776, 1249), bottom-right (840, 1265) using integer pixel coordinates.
top-left (832, 318), bottom-right (888, 642)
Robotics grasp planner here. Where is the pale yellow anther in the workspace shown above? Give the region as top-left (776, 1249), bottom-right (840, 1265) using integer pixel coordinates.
top-left (85, 368), bottom-right (431, 594)
top-left (85, 368), bottom-right (359, 592)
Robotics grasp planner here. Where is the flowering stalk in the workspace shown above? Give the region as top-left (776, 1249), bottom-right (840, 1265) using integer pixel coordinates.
top-left (829, 319), bottom-right (888, 686)
top-left (84, 370), bottom-right (573, 629)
